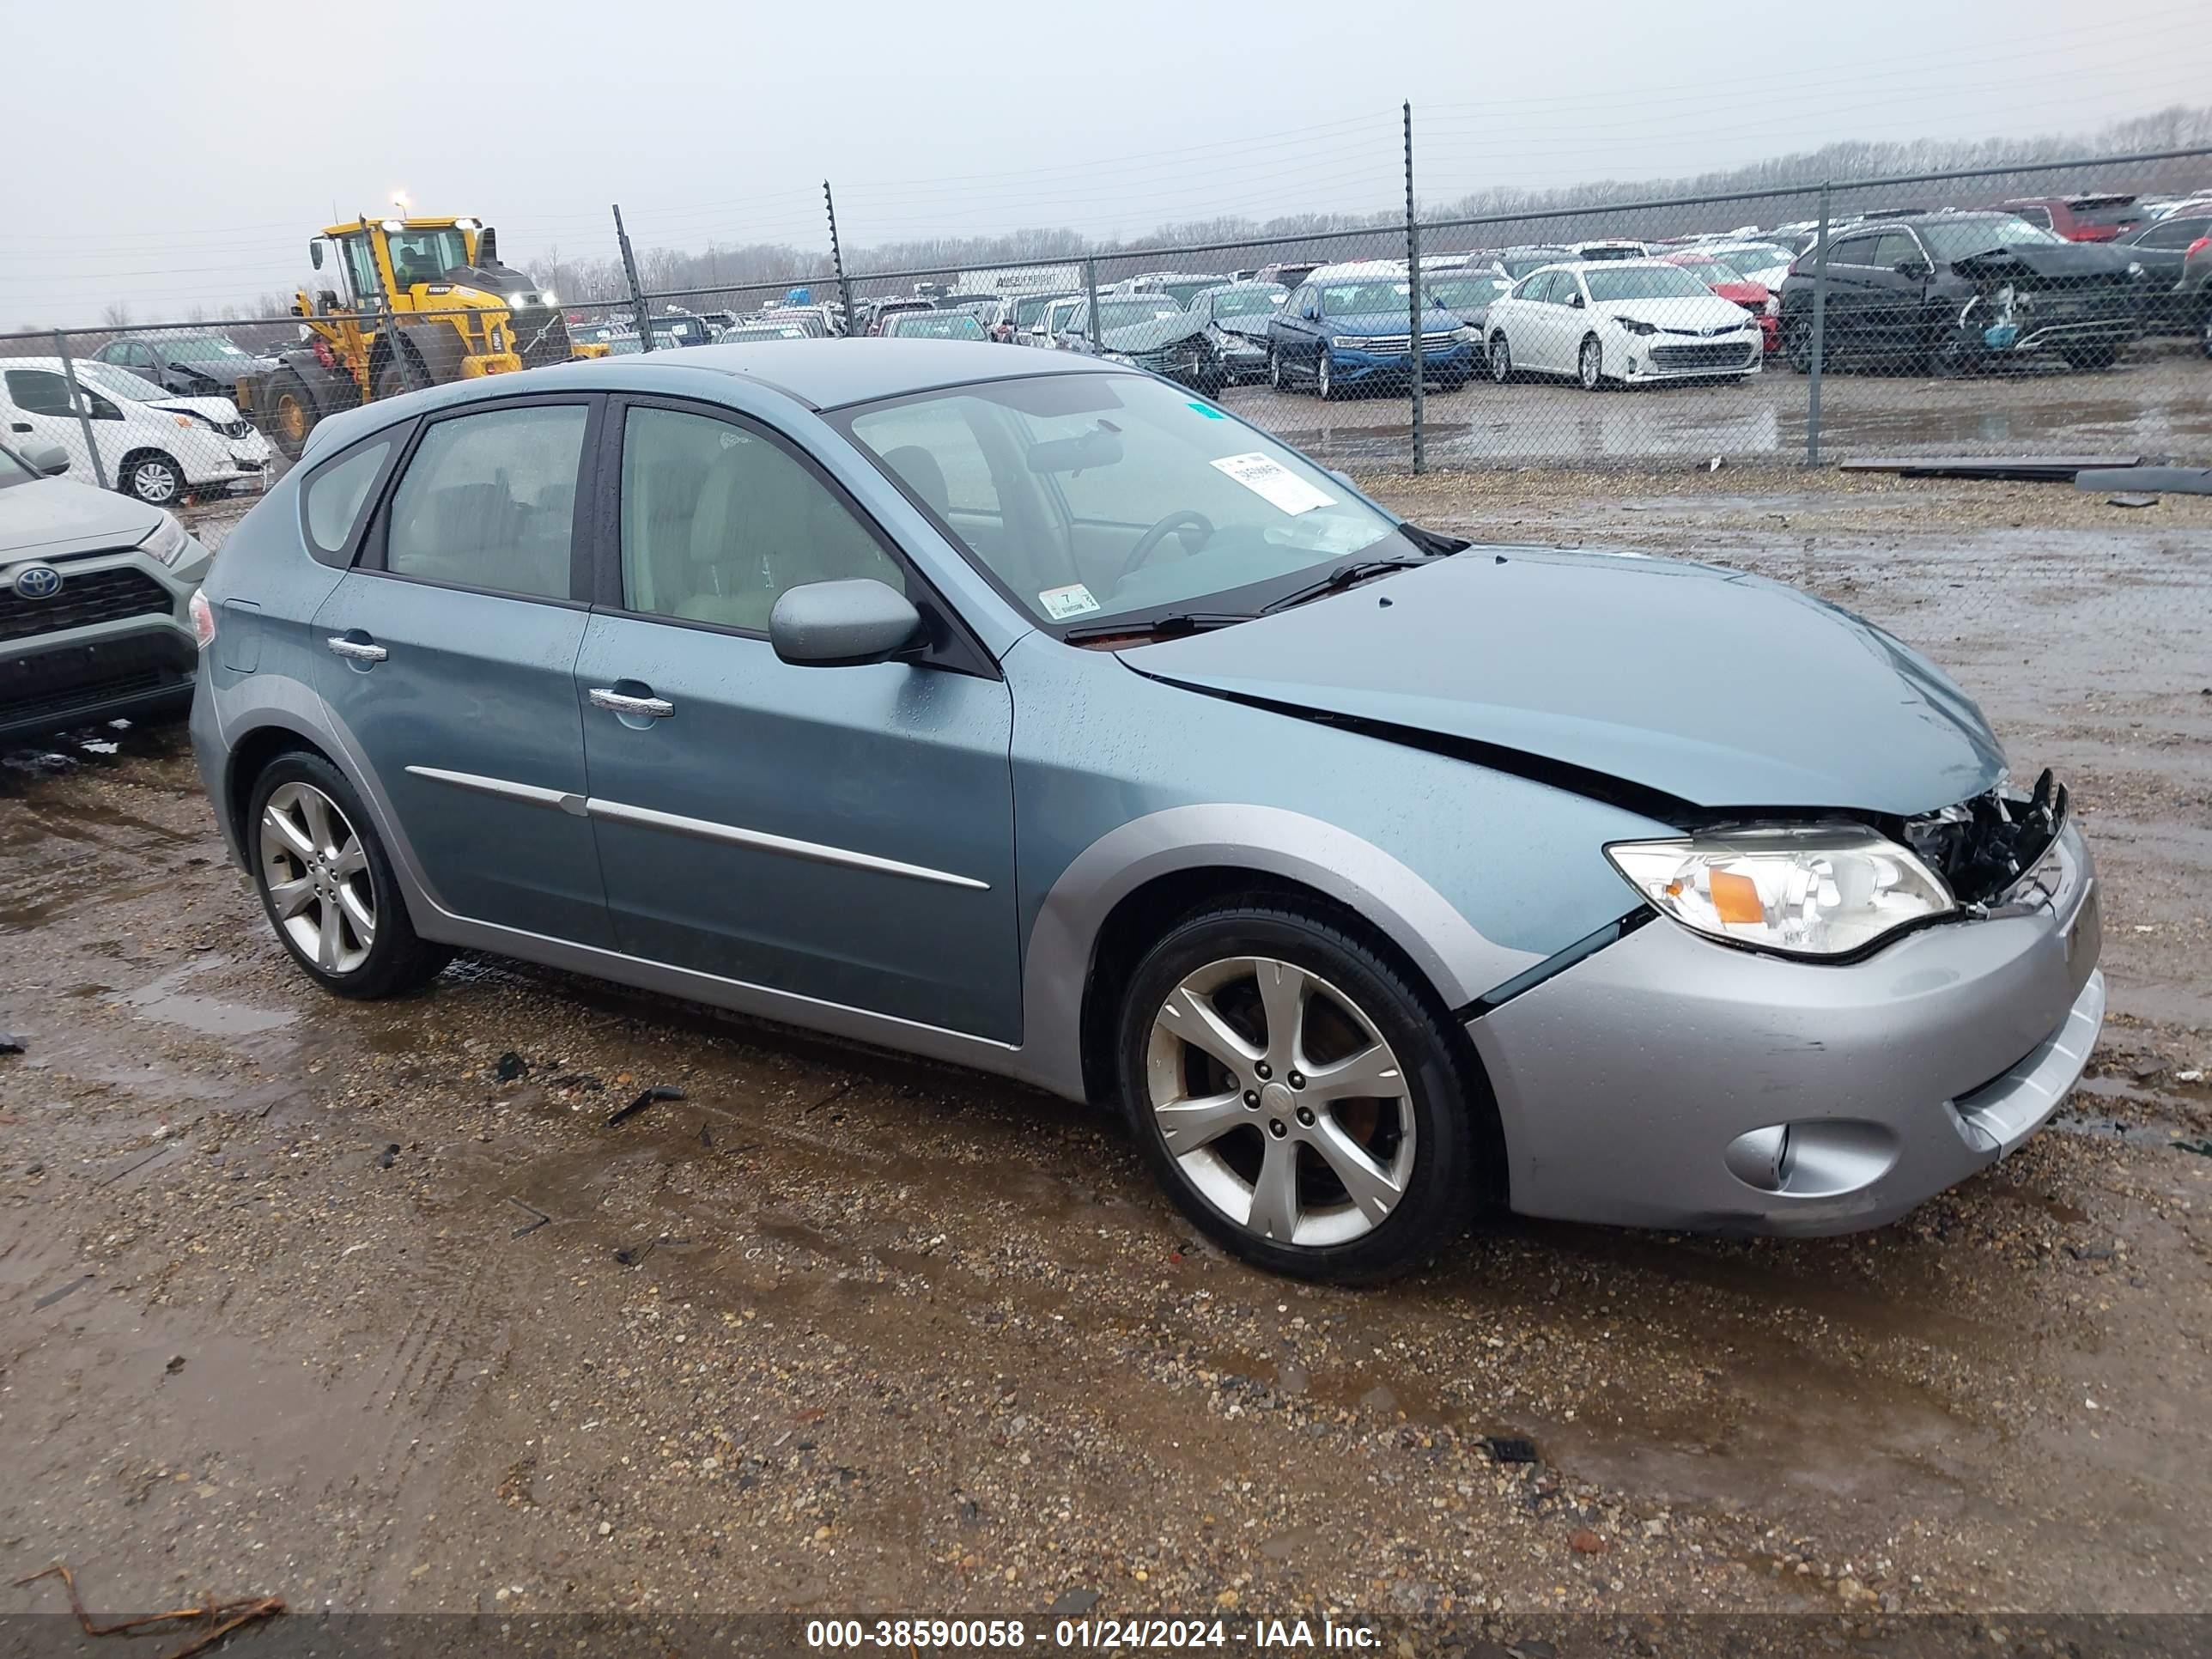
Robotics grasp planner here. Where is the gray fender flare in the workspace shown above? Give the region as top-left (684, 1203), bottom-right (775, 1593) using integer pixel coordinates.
top-left (1016, 803), bottom-right (1544, 1099)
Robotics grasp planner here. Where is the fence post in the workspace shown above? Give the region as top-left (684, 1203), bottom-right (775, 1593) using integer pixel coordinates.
top-left (823, 181), bottom-right (858, 337)
top-left (52, 331), bottom-right (109, 491)
top-left (360, 216), bottom-right (422, 395)
top-left (1806, 183), bottom-right (1831, 467)
top-left (1085, 257), bottom-right (1102, 351)
top-left (613, 204), bottom-right (653, 350)
top-left (1403, 100), bottom-right (1425, 475)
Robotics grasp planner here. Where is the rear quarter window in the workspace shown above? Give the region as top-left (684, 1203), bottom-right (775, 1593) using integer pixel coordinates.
top-left (301, 438), bottom-right (395, 565)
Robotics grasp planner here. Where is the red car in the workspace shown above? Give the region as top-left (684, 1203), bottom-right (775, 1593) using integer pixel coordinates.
top-left (1662, 252), bottom-right (1779, 352)
top-left (1995, 194), bottom-right (2146, 242)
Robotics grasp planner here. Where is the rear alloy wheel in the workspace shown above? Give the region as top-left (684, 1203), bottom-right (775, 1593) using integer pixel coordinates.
top-left (123, 452), bottom-right (183, 506)
top-left (248, 754), bottom-right (449, 999)
top-left (1489, 334), bottom-right (1512, 384)
top-left (1577, 334), bottom-right (1606, 391)
top-left (1119, 904), bottom-right (1486, 1281)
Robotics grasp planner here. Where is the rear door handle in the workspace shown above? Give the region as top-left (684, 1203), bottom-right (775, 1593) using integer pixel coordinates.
top-left (325, 635), bottom-right (387, 663)
top-left (589, 687), bottom-right (674, 719)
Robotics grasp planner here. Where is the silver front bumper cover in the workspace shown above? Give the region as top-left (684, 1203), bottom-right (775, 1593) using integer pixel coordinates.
top-left (1467, 820), bottom-right (2102, 1235)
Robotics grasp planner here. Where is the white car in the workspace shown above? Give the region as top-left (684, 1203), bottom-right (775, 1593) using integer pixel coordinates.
top-left (1702, 240), bottom-right (1799, 290)
top-left (0, 357), bottom-right (272, 505)
top-left (1485, 260), bottom-right (1765, 391)
top-left (1567, 239), bottom-right (1650, 261)
top-left (1036, 295), bottom-right (1084, 347)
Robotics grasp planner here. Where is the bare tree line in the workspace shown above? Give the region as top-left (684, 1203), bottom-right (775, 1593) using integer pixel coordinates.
top-left (15, 104), bottom-right (2211, 337)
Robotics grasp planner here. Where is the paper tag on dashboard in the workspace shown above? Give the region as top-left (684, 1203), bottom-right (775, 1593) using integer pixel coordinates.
top-left (1037, 582), bottom-right (1102, 620)
top-left (1210, 453), bottom-right (1335, 516)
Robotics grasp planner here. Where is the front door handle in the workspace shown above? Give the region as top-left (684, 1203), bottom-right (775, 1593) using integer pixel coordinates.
top-left (325, 635), bottom-right (387, 663)
top-left (589, 687), bottom-right (674, 719)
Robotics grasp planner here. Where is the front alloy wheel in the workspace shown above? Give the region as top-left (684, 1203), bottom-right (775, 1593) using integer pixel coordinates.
top-left (1121, 904), bottom-right (1487, 1281)
top-left (1316, 350), bottom-right (1335, 400)
top-left (1577, 335), bottom-right (1605, 391)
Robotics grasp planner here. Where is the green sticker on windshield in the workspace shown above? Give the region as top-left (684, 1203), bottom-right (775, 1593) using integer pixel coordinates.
top-left (1187, 401), bottom-right (1225, 418)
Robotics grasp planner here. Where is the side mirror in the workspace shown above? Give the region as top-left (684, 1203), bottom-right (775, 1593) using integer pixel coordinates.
top-left (310, 241), bottom-right (324, 270)
top-left (769, 579), bottom-right (921, 667)
top-left (1568, 291), bottom-right (1585, 308)
top-left (27, 443), bottom-right (70, 476)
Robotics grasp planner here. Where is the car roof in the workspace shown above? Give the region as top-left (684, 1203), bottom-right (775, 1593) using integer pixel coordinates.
top-left (1308, 260), bottom-right (1405, 281)
top-left (319, 341), bottom-right (1127, 441)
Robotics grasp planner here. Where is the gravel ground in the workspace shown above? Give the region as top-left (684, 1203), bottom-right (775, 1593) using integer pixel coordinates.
top-left (3, 468), bottom-right (2209, 1649)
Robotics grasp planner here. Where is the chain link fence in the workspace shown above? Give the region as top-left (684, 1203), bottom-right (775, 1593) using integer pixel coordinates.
top-left (2, 146), bottom-right (2207, 506)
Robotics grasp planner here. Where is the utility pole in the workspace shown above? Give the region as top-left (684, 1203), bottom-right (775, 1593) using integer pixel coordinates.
top-left (1403, 100), bottom-right (1425, 474)
top-left (824, 181), bottom-right (858, 337)
top-left (613, 204), bottom-right (653, 349)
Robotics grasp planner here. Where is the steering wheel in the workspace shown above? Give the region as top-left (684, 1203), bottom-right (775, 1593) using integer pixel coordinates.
top-left (1116, 511), bottom-right (1215, 588)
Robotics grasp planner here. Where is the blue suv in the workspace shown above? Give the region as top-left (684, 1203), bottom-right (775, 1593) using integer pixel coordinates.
top-left (1265, 263), bottom-right (1480, 398)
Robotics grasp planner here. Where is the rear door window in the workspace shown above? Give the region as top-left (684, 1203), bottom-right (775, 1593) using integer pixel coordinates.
top-left (303, 438), bottom-right (397, 562)
top-left (380, 403), bottom-right (588, 600)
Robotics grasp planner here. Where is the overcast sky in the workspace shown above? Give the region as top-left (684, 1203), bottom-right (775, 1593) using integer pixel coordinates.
top-left (5, 0), bottom-right (2208, 326)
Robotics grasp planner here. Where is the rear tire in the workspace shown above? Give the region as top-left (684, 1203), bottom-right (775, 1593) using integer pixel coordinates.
top-left (261, 368), bottom-right (318, 460)
top-left (1116, 901), bottom-right (1488, 1283)
top-left (246, 752), bottom-right (450, 1000)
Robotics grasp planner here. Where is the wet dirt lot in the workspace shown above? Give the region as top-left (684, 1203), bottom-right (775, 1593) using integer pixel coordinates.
top-left (1217, 343), bottom-right (2212, 469)
top-left (3, 470), bottom-right (2210, 1641)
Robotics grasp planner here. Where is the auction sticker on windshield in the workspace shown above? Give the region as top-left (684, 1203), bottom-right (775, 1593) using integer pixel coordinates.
top-left (1211, 453), bottom-right (1335, 516)
top-left (1038, 581), bottom-right (1103, 620)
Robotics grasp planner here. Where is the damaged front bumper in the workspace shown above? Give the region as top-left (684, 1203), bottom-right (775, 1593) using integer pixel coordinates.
top-left (1466, 815), bottom-right (2102, 1235)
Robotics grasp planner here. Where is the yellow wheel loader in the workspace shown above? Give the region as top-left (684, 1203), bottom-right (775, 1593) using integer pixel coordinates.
top-left (241, 216), bottom-right (607, 459)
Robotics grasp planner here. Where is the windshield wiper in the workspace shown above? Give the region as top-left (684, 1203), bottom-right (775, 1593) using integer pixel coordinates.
top-left (1258, 557), bottom-right (1428, 616)
top-left (1061, 611), bottom-right (1253, 644)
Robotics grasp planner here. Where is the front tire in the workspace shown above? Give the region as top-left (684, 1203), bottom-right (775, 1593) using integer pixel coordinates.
top-left (1315, 350), bottom-right (1336, 400)
top-left (247, 753), bottom-right (450, 1000)
top-left (1117, 902), bottom-right (1486, 1282)
top-left (121, 451), bottom-right (183, 506)
top-left (1489, 333), bottom-right (1513, 384)
top-left (1577, 334), bottom-right (1607, 392)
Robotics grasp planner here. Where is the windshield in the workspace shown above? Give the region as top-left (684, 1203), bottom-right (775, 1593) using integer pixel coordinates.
top-left (1917, 218), bottom-right (2065, 261)
top-left (382, 226), bottom-right (469, 286)
top-left (841, 373), bottom-right (1413, 629)
top-left (1583, 265), bottom-right (1719, 302)
top-left (1427, 274), bottom-right (1508, 307)
top-left (1152, 279), bottom-right (1218, 307)
top-left (168, 336), bottom-right (254, 362)
top-left (1708, 244), bottom-right (1792, 273)
top-left (0, 445), bottom-right (36, 489)
top-left (1498, 250), bottom-right (1569, 277)
top-left (1317, 280), bottom-right (1411, 315)
top-left (1207, 287), bottom-right (1286, 318)
top-left (1014, 293), bottom-right (1067, 325)
top-left (75, 362), bottom-right (170, 400)
top-left (885, 313), bottom-right (988, 338)
top-left (1097, 298), bottom-right (1186, 330)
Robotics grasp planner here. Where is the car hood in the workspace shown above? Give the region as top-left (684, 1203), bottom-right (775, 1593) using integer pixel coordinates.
top-left (165, 356), bottom-right (269, 387)
top-left (1600, 294), bottom-right (1757, 331)
top-left (0, 477), bottom-right (161, 557)
top-left (1212, 313), bottom-right (1279, 341)
top-left (143, 392), bottom-right (245, 423)
top-left (1950, 241), bottom-right (2141, 282)
top-left (1121, 548), bottom-right (2005, 816)
top-left (1100, 313), bottom-right (1209, 351)
top-left (1318, 309), bottom-right (1425, 336)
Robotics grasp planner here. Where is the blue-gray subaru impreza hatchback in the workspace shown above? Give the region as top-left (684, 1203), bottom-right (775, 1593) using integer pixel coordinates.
top-left (188, 340), bottom-right (2101, 1280)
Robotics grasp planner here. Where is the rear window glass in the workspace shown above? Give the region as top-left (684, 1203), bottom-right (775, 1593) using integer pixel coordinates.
top-left (304, 440), bottom-right (392, 556)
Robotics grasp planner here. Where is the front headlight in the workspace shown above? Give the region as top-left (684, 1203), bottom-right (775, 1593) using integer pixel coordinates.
top-left (138, 512), bottom-right (194, 568)
top-left (1450, 325), bottom-right (1480, 343)
top-left (1329, 335), bottom-right (1366, 349)
top-left (1762, 295), bottom-right (1780, 316)
top-left (1613, 316), bottom-right (1659, 337)
top-left (1605, 824), bottom-right (1954, 958)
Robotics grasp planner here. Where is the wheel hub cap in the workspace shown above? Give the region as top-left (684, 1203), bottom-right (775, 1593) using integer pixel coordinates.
top-left (258, 781), bottom-right (375, 975)
top-left (1147, 956), bottom-right (1414, 1249)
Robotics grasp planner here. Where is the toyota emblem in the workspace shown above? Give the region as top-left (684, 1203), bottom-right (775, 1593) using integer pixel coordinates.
top-left (10, 563), bottom-right (63, 601)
